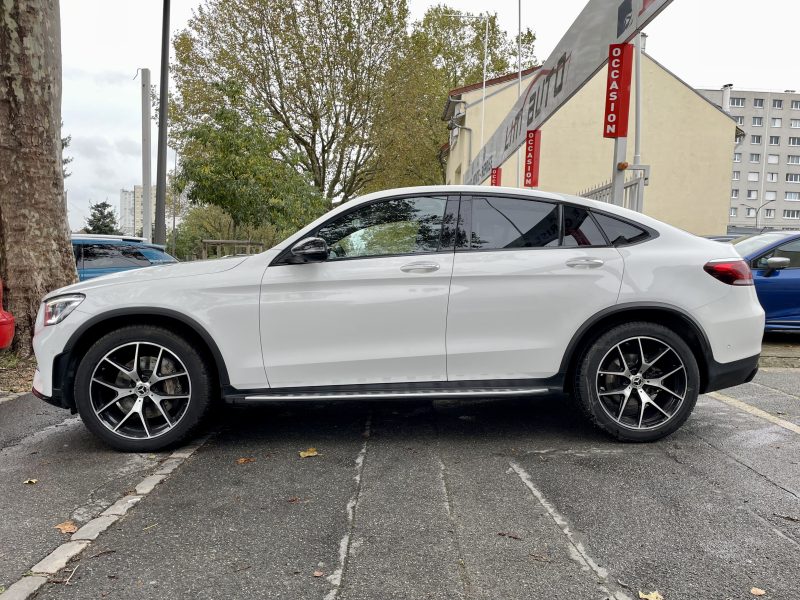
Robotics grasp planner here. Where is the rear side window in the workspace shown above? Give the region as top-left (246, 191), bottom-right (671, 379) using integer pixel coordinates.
top-left (139, 247), bottom-right (177, 264)
top-left (592, 212), bottom-right (650, 246)
top-left (82, 244), bottom-right (151, 268)
top-left (469, 197), bottom-right (559, 249)
top-left (562, 206), bottom-right (606, 247)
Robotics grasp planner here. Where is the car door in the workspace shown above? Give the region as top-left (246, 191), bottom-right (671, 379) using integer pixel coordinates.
top-left (259, 194), bottom-right (457, 388)
top-left (446, 196), bottom-right (625, 382)
top-left (751, 237), bottom-right (800, 327)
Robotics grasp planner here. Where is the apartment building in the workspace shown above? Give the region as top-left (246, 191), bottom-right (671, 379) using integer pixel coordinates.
top-left (699, 88), bottom-right (800, 232)
top-left (119, 185), bottom-right (156, 236)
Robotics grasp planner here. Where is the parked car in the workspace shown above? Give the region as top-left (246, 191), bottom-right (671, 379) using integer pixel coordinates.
top-left (71, 234), bottom-right (177, 281)
top-left (0, 280), bottom-right (14, 350)
top-left (731, 231), bottom-right (800, 330)
top-left (34, 186), bottom-right (764, 451)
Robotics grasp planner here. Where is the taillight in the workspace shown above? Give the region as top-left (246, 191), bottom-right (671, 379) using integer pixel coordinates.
top-left (703, 259), bottom-right (753, 286)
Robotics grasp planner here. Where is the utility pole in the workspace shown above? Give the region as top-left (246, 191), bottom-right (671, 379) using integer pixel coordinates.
top-left (516, 0), bottom-right (522, 186)
top-left (140, 68), bottom-right (152, 242)
top-left (154, 0), bottom-right (171, 245)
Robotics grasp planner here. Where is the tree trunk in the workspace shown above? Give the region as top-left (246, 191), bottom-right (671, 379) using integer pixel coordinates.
top-left (0, 0), bottom-right (77, 354)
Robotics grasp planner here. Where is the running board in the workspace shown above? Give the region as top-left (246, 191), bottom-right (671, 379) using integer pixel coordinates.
top-left (226, 387), bottom-right (549, 404)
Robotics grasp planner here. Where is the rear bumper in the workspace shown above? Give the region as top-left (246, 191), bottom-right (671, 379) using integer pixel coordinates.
top-left (702, 353), bottom-right (759, 393)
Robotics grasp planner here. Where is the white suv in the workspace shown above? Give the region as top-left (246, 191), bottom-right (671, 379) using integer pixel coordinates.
top-left (32, 186), bottom-right (764, 450)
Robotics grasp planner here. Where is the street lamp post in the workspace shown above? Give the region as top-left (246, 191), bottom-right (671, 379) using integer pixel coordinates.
top-left (755, 198), bottom-right (776, 231)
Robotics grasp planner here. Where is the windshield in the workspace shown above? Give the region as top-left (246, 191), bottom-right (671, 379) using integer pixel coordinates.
top-left (139, 246), bottom-right (178, 264)
top-left (732, 233), bottom-right (793, 257)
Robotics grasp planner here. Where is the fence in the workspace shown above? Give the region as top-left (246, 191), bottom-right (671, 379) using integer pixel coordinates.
top-left (577, 175), bottom-right (646, 213)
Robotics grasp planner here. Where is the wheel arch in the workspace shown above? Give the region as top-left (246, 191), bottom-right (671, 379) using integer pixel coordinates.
top-left (561, 303), bottom-right (713, 394)
top-left (53, 308), bottom-right (230, 410)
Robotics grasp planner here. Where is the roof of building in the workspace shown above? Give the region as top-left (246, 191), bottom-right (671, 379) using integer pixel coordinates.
top-left (442, 66), bottom-right (539, 122)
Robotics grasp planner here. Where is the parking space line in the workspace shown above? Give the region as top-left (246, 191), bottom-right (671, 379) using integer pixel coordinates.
top-left (707, 391), bottom-right (800, 435)
top-left (324, 415), bottom-right (371, 600)
top-left (509, 461), bottom-right (633, 600)
top-left (0, 433), bottom-right (213, 600)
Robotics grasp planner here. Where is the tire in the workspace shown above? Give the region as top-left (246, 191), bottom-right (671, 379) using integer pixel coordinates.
top-left (574, 321), bottom-right (700, 442)
top-left (74, 325), bottom-right (215, 451)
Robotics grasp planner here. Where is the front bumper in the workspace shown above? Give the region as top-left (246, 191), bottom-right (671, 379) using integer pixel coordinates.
top-left (702, 353), bottom-right (759, 393)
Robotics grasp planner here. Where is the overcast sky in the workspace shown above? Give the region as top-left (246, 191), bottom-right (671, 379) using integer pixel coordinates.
top-left (61, 0), bottom-right (799, 230)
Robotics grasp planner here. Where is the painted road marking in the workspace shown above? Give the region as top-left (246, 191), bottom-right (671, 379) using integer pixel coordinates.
top-left (707, 391), bottom-right (800, 435)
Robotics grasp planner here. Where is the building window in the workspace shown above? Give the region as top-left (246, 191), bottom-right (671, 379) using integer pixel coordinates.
top-left (751, 135), bottom-right (762, 144)
top-left (789, 155), bottom-right (800, 164)
top-left (787, 173), bottom-right (800, 183)
top-left (732, 171), bottom-right (741, 180)
top-left (734, 116), bottom-right (744, 125)
top-left (764, 208), bottom-right (775, 219)
top-left (730, 97), bottom-right (745, 107)
top-left (750, 153), bottom-right (761, 163)
top-left (792, 119), bottom-right (800, 128)
top-left (773, 99), bottom-right (784, 110)
top-left (730, 207), bottom-right (738, 217)
top-left (752, 116), bottom-right (763, 127)
top-left (765, 191), bottom-right (778, 201)
top-left (767, 172), bottom-right (779, 182)
top-left (792, 100), bottom-right (800, 110)
top-left (787, 192), bottom-right (800, 201)
top-left (784, 210), bottom-right (800, 219)
top-left (772, 118), bottom-right (783, 127)
top-left (746, 208), bottom-right (757, 217)
top-left (731, 189), bottom-right (740, 198)
top-left (747, 190), bottom-right (759, 200)
top-left (770, 136), bottom-right (781, 145)
top-left (754, 98), bottom-right (765, 108)
top-left (790, 137), bottom-right (800, 146)
top-left (748, 172), bottom-right (760, 182)
top-left (768, 154), bottom-right (780, 164)
top-left (733, 152), bottom-right (742, 162)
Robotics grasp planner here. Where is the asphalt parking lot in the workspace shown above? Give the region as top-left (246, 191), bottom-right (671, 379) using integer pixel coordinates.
top-left (1, 369), bottom-right (799, 600)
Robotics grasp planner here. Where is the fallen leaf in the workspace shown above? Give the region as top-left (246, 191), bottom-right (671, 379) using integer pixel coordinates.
top-left (299, 448), bottom-right (319, 458)
top-left (55, 520), bottom-right (78, 534)
top-left (498, 532), bottom-right (522, 541)
top-left (288, 496), bottom-right (302, 504)
top-left (313, 570), bottom-right (324, 577)
top-left (751, 588), bottom-right (766, 597)
top-left (529, 553), bottom-right (551, 563)
top-left (23, 479), bottom-right (37, 485)
top-left (639, 592), bottom-right (664, 600)
top-left (773, 513), bottom-right (800, 522)
top-left (236, 457), bottom-right (256, 465)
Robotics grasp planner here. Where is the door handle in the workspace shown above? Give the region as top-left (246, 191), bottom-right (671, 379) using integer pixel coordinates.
top-left (565, 257), bottom-right (604, 269)
top-left (400, 262), bottom-right (440, 273)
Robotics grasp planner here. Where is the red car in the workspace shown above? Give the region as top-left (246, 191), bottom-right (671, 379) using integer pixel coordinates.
top-left (0, 280), bottom-right (14, 350)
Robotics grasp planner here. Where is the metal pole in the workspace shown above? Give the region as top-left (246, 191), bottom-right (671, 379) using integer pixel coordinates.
top-left (633, 33), bottom-right (643, 166)
top-left (141, 68), bottom-right (152, 242)
top-left (610, 137), bottom-right (628, 207)
top-left (480, 15), bottom-right (488, 150)
top-left (171, 149), bottom-right (178, 257)
top-left (516, 0), bottom-right (522, 186)
top-left (154, 0), bottom-right (170, 245)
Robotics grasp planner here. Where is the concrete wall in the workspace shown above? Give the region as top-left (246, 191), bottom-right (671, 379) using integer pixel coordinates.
top-left (445, 55), bottom-right (736, 236)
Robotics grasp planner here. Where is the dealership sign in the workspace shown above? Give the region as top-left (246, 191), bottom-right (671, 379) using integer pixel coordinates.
top-left (490, 168), bottom-right (502, 186)
top-left (464, 0), bottom-right (673, 185)
top-left (523, 130), bottom-right (542, 187)
top-left (603, 44), bottom-right (634, 138)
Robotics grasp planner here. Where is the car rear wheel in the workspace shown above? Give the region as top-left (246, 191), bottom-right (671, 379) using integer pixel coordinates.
top-left (74, 325), bottom-right (214, 451)
top-left (574, 321), bottom-right (700, 442)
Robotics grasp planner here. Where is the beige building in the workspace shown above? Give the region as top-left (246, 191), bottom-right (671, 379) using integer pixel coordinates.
top-left (443, 54), bottom-right (738, 235)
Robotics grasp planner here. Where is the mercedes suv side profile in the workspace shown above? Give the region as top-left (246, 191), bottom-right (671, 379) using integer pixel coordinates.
top-left (32, 186), bottom-right (764, 451)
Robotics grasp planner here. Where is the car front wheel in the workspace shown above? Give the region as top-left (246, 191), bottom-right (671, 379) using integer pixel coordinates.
top-left (575, 321), bottom-right (700, 442)
top-left (74, 325), bottom-right (214, 451)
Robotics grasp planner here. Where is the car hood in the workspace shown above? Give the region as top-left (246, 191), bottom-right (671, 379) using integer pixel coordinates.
top-left (46, 255), bottom-right (253, 299)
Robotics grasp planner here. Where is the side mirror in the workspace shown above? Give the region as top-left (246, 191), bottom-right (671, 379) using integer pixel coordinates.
top-left (764, 256), bottom-right (790, 276)
top-left (290, 237), bottom-right (329, 263)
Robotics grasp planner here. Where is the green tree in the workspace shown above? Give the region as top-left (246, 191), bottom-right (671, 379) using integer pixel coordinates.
top-left (85, 200), bottom-right (121, 235)
top-left (171, 0), bottom-right (408, 202)
top-left (175, 94), bottom-right (328, 231)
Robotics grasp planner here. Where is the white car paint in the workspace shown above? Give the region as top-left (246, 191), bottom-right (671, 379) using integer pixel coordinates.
top-left (33, 185), bottom-right (764, 401)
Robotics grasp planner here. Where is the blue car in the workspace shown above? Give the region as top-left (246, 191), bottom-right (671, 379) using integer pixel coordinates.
top-left (72, 235), bottom-right (178, 281)
top-left (732, 231), bottom-right (800, 330)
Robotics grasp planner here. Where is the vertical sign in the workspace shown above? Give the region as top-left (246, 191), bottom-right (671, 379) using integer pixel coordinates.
top-left (523, 130), bottom-right (542, 188)
top-left (490, 168), bottom-right (502, 186)
top-left (603, 43), bottom-right (634, 138)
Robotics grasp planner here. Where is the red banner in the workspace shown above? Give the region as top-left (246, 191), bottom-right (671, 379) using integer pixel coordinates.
top-left (603, 43), bottom-right (634, 138)
top-left (490, 167), bottom-right (502, 186)
top-left (523, 130), bottom-right (542, 188)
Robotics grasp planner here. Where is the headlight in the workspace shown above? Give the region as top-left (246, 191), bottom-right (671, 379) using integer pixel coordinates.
top-left (43, 294), bottom-right (84, 326)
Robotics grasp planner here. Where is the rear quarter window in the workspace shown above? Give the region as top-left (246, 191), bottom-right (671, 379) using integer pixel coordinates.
top-left (592, 212), bottom-right (650, 246)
